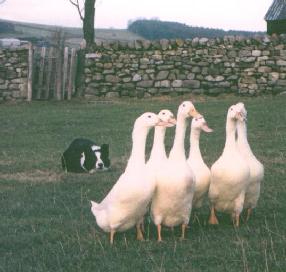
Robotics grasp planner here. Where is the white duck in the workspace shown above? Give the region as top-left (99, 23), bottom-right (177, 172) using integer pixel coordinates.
top-left (235, 102), bottom-right (264, 221)
top-left (187, 115), bottom-right (213, 209)
top-left (208, 104), bottom-right (250, 227)
top-left (90, 112), bottom-right (164, 244)
top-left (146, 109), bottom-right (176, 172)
top-left (151, 101), bottom-right (200, 241)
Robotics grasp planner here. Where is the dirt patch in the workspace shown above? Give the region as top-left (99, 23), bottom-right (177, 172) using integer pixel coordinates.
top-left (0, 170), bottom-right (64, 183)
top-left (0, 159), bottom-right (13, 166)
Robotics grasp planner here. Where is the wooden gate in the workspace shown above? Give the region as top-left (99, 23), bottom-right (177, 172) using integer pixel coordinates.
top-left (30, 45), bottom-right (77, 100)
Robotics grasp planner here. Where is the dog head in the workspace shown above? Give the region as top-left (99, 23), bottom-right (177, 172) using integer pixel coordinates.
top-left (91, 144), bottom-right (110, 171)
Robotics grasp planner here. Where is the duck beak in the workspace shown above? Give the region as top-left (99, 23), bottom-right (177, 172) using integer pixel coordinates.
top-left (156, 117), bottom-right (177, 127)
top-left (189, 108), bottom-right (201, 118)
top-left (202, 122), bottom-right (213, 133)
top-left (236, 111), bottom-right (247, 122)
top-left (156, 120), bottom-right (168, 126)
top-left (166, 117), bottom-right (177, 127)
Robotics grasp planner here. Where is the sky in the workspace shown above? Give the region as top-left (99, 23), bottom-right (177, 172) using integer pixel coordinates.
top-left (0, 0), bottom-right (274, 31)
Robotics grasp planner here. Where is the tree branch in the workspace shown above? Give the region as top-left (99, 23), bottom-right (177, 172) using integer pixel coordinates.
top-left (69, 0), bottom-right (84, 21)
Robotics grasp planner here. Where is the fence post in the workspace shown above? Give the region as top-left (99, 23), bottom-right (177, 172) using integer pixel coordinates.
top-left (67, 48), bottom-right (76, 100)
top-left (27, 43), bottom-right (33, 102)
top-left (62, 47), bottom-right (69, 100)
top-left (75, 41), bottom-right (86, 97)
top-left (44, 47), bottom-right (54, 100)
top-left (55, 38), bottom-right (64, 100)
top-left (36, 47), bottom-right (46, 99)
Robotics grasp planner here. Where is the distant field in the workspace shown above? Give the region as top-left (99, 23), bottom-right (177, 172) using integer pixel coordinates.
top-left (0, 95), bottom-right (285, 271)
top-left (0, 19), bottom-right (144, 44)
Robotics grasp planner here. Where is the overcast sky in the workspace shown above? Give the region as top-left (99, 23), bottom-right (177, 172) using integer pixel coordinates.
top-left (0, 0), bottom-right (273, 31)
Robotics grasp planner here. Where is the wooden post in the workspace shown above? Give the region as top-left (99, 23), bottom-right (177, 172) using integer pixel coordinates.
top-left (44, 47), bottom-right (54, 100)
top-left (67, 48), bottom-right (76, 100)
top-left (55, 39), bottom-right (64, 100)
top-left (27, 43), bottom-right (33, 102)
top-left (75, 49), bottom-right (85, 97)
top-left (62, 47), bottom-right (69, 100)
top-left (36, 47), bottom-right (46, 99)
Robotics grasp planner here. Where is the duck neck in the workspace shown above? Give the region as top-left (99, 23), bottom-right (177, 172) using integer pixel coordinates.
top-left (169, 114), bottom-right (187, 160)
top-left (126, 125), bottom-right (149, 170)
top-left (189, 128), bottom-right (202, 161)
top-left (236, 121), bottom-right (252, 154)
top-left (149, 127), bottom-right (167, 160)
top-left (223, 117), bottom-right (237, 154)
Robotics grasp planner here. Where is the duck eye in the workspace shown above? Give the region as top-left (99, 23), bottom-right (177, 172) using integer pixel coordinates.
top-left (162, 112), bottom-right (165, 115)
top-left (182, 104), bottom-right (185, 107)
top-left (195, 118), bottom-right (198, 121)
top-left (148, 115), bottom-right (151, 118)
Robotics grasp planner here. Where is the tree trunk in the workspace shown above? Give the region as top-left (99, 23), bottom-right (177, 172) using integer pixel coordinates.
top-left (83, 0), bottom-right (96, 47)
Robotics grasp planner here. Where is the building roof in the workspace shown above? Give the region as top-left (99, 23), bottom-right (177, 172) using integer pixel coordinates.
top-left (265, 0), bottom-right (286, 20)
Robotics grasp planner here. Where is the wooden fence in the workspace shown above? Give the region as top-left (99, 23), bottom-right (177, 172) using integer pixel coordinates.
top-left (28, 45), bottom-right (77, 101)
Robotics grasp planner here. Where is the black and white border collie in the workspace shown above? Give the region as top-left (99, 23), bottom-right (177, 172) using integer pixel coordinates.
top-left (61, 138), bottom-right (110, 173)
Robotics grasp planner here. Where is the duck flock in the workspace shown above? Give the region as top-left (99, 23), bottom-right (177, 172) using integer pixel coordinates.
top-left (90, 101), bottom-right (264, 244)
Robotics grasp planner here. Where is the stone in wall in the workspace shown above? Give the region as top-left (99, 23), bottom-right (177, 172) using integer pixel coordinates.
top-left (0, 47), bottom-right (29, 101)
top-left (84, 34), bottom-right (286, 98)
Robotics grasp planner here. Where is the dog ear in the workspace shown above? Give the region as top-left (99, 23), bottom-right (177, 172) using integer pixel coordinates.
top-left (100, 144), bottom-right (109, 156)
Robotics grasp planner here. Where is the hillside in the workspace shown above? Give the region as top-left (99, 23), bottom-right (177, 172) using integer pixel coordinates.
top-left (0, 19), bottom-right (144, 46)
top-left (128, 19), bottom-right (265, 40)
top-left (0, 18), bottom-right (266, 47)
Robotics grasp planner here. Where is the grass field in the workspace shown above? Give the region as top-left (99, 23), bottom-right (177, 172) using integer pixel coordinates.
top-left (0, 95), bottom-right (285, 271)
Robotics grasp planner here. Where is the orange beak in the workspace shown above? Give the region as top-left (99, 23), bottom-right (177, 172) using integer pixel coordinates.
top-left (189, 108), bottom-right (201, 118)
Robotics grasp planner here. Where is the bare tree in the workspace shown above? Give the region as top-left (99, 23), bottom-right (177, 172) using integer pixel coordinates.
top-left (69, 0), bottom-right (96, 47)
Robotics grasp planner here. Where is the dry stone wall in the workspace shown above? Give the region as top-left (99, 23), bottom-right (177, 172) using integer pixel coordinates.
top-left (84, 35), bottom-right (286, 98)
top-left (0, 47), bottom-right (29, 101)
top-left (1, 35), bottom-right (286, 102)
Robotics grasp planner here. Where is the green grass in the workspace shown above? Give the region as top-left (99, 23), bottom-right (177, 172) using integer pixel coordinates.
top-left (0, 95), bottom-right (285, 272)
